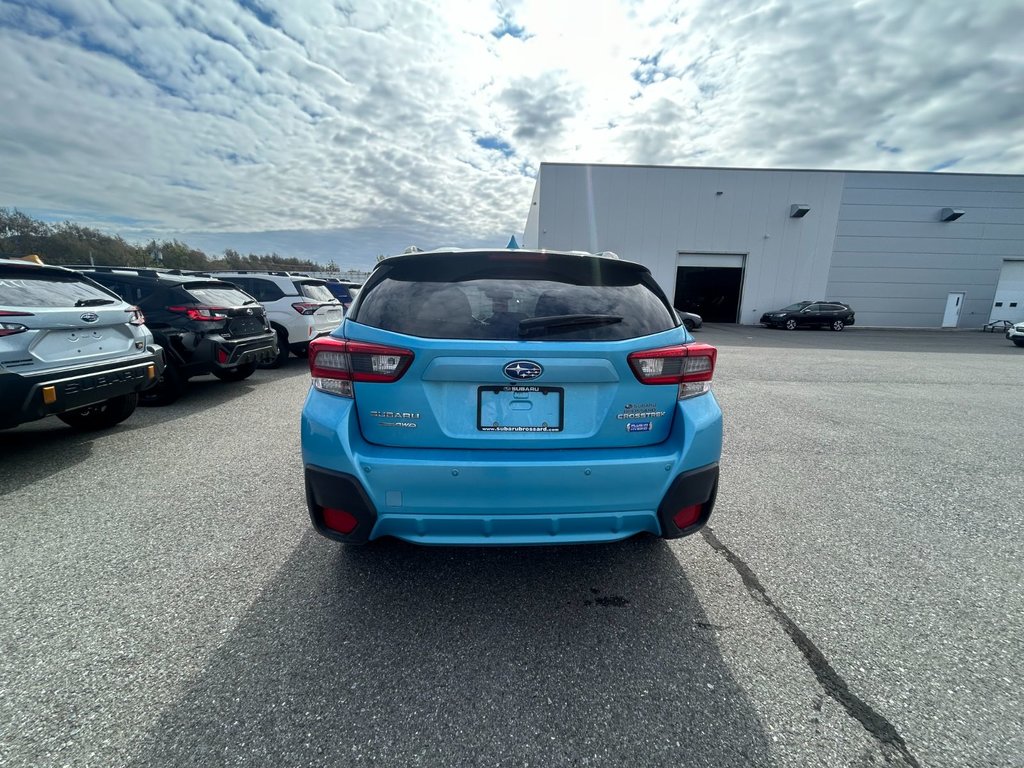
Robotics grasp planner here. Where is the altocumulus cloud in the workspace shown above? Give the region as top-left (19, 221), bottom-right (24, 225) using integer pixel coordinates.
top-left (1, 0), bottom-right (1022, 266)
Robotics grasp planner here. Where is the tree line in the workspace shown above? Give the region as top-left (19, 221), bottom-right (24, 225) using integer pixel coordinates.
top-left (0, 208), bottom-right (331, 272)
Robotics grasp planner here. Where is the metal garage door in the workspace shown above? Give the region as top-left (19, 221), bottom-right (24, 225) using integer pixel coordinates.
top-left (674, 253), bottom-right (746, 323)
top-left (988, 260), bottom-right (1024, 325)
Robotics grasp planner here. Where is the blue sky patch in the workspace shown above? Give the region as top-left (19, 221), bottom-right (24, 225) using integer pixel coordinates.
top-left (476, 136), bottom-right (514, 157)
top-left (491, 12), bottom-right (527, 40)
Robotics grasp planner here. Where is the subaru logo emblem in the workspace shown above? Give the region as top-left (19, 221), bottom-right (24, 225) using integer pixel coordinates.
top-left (80, 312), bottom-right (99, 323)
top-left (246, 308), bottom-right (253, 315)
top-left (504, 360), bottom-right (543, 380)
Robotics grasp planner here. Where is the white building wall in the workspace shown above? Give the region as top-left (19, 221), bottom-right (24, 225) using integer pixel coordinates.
top-left (524, 163), bottom-right (1024, 327)
top-left (524, 163), bottom-right (844, 325)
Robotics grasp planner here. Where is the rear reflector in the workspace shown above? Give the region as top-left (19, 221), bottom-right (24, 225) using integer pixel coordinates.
top-left (216, 348), bottom-right (229, 364)
top-left (628, 343), bottom-right (717, 399)
top-left (673, 503), bottom-right (703, 529)
top-left (309, 337), bottom-right (414, 397)
top-left (322, 507), bottom-right (358, 534)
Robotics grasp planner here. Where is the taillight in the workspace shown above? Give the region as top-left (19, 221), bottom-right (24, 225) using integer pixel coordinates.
top-left (0, 310), bottom-right (32, 337)
top-left (628, 343), bottom-right (717, 399)
top-left (308, 337), bottom-right (414, 397)
top-left (292, 302), bottom-right (320, 315)
top-left (126, 306), bottom-right (146, 326)
top-left (167, 305), bottom-right (228, 321)
top-left (0, 322), bottom-right (29, 337)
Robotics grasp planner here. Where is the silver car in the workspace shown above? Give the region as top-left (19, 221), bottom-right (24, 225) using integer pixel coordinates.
top-left (0, 259), bottom-right (164, 430)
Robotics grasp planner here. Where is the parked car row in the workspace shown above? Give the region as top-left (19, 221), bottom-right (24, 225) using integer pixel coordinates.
top-left (0, 260), bottom-right (347, 429)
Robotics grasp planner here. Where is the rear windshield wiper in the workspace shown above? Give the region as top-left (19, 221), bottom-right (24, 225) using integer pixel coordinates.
top-left (75, 298), bottom-right (116, 307)
top-left (243, 299), bottom-right (258, 305)
top-left (518, 314), bottom-right (624, 337)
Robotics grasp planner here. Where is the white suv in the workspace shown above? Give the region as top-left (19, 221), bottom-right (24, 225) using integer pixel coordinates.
top-left (205, 272), bottom-right (343, 366)
top-left (1007, 322), bottom-right (1024, 348)
top-left (0, 259), bottom-right (164, 430)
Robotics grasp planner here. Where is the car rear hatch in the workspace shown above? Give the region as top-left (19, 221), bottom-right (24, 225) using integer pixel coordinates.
top-left (294, 280), bottom-right (343, 334)
top-left (182, 282), bottom-right (269, 337)
top-left (324, 251), bottom-right (696, 450)
top-left (0, 266), bottom-right (141, 370)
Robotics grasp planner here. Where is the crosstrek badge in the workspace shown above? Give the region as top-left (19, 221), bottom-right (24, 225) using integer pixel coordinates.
top-left (626, 421), bottom-right (653, 432)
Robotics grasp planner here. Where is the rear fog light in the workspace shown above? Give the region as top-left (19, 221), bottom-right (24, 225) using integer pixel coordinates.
top-left (323, 507), bottom-right (358, 534)
top-left (673, 503), bottom-right (702, 529)
top-left (216, 349), bottom-right (229, 364)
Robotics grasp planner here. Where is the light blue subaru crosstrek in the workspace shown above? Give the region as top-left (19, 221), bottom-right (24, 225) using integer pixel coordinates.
top-left (300, 249), bottom-right (722, 546)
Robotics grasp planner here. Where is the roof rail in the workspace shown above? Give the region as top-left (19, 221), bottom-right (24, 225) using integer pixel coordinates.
top-left (65, 264), bottom-right (164, 278)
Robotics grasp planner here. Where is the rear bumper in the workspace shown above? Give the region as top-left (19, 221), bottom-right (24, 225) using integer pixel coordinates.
top-left (301, 390), bottom-right (723, 546)
top-left (215, 333), bottom-right (278, 367)
top-left (169, 330), bottom-right (277, 375)
top-left (0, 347), bottom-right (164, 428)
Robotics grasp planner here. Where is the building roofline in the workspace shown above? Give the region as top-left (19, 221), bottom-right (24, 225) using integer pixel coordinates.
top-left (536, 161), bottom-right (1024, 179)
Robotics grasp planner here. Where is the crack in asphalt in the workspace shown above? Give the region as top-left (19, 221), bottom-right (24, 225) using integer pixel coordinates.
top-left (701, 527), bottom-right (923, 768)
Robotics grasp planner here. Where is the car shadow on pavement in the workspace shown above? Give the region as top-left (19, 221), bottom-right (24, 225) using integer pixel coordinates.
top-left (129, 534), bottom-right (772, 767)
top-left (0, 380), bottom-right (257, 495)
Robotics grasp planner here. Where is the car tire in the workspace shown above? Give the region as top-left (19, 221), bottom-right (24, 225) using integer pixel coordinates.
top-left (261, 329), bottom-right (290, 369)
top-left (57, 393), bottom-right (138, 431)
top-left (683, 319), bottom-right (695, 331)
top-left (784, 318), bottom-right (798, 330)
top-left (212, 362), bottom-right (258, 382)
top-left (1013, 339), bottom-right (1024, 347)
top-left (290, 344), bottom-right (309, 359)
top-left (831, 320), bottom-right (845, 331)
top-left (139, 363), bottom-right (185, 407)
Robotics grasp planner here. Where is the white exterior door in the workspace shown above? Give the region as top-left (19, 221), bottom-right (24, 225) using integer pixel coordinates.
top-left (942, 292), bottom-right (965, 328)
top-left (989, 260), bottom-right (1024, 324)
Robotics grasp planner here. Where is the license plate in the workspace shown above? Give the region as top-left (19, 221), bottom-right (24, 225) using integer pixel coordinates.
top-left (477, 385), bottom-right (563, 432)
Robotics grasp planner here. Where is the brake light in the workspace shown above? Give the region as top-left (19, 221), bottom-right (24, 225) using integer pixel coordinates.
top-left (308, 337), bottom-right (414, 397)
top-left (292, 302), bottom-right (321, 315)
top-left (167, 305), bottom-right (228, 321)
top-left (126, 306), bottom-right (146, 326)
top-left (628, 343), bottom-right (717, 399)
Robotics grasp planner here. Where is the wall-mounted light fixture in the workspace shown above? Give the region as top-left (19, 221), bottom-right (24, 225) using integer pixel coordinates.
top-left (940, 207), bottom-right (965, 221)
top-left (790, 204), bottom-right (810, 218)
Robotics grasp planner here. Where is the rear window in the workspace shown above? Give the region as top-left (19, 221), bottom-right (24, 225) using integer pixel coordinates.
top-left (185, 283), bottom-right (257, 307)
top-left (353, 253), bottom-right (676, 341)
top-left (324, 283), bottom-right (353, 302)
top-left (0, 270), bottom-right (120, 308)
top-left (296, 281), bottom-right (336, 302)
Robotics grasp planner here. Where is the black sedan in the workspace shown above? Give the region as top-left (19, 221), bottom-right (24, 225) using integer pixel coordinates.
top-left (760, 301), bottom-right (855, 331)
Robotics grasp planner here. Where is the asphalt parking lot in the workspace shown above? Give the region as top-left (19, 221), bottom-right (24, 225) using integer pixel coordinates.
top-left (2, 327), bottom-right (1021, 768)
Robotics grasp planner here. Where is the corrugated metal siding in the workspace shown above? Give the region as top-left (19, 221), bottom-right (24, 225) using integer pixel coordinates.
top-left (527, 164), bottom-right (1024, 327)
top-left (827, 172), bottom-right (1024, 327)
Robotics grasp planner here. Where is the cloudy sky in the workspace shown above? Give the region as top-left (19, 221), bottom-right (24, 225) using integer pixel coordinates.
top-left (2, 0), bottom-right (1022, 269)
